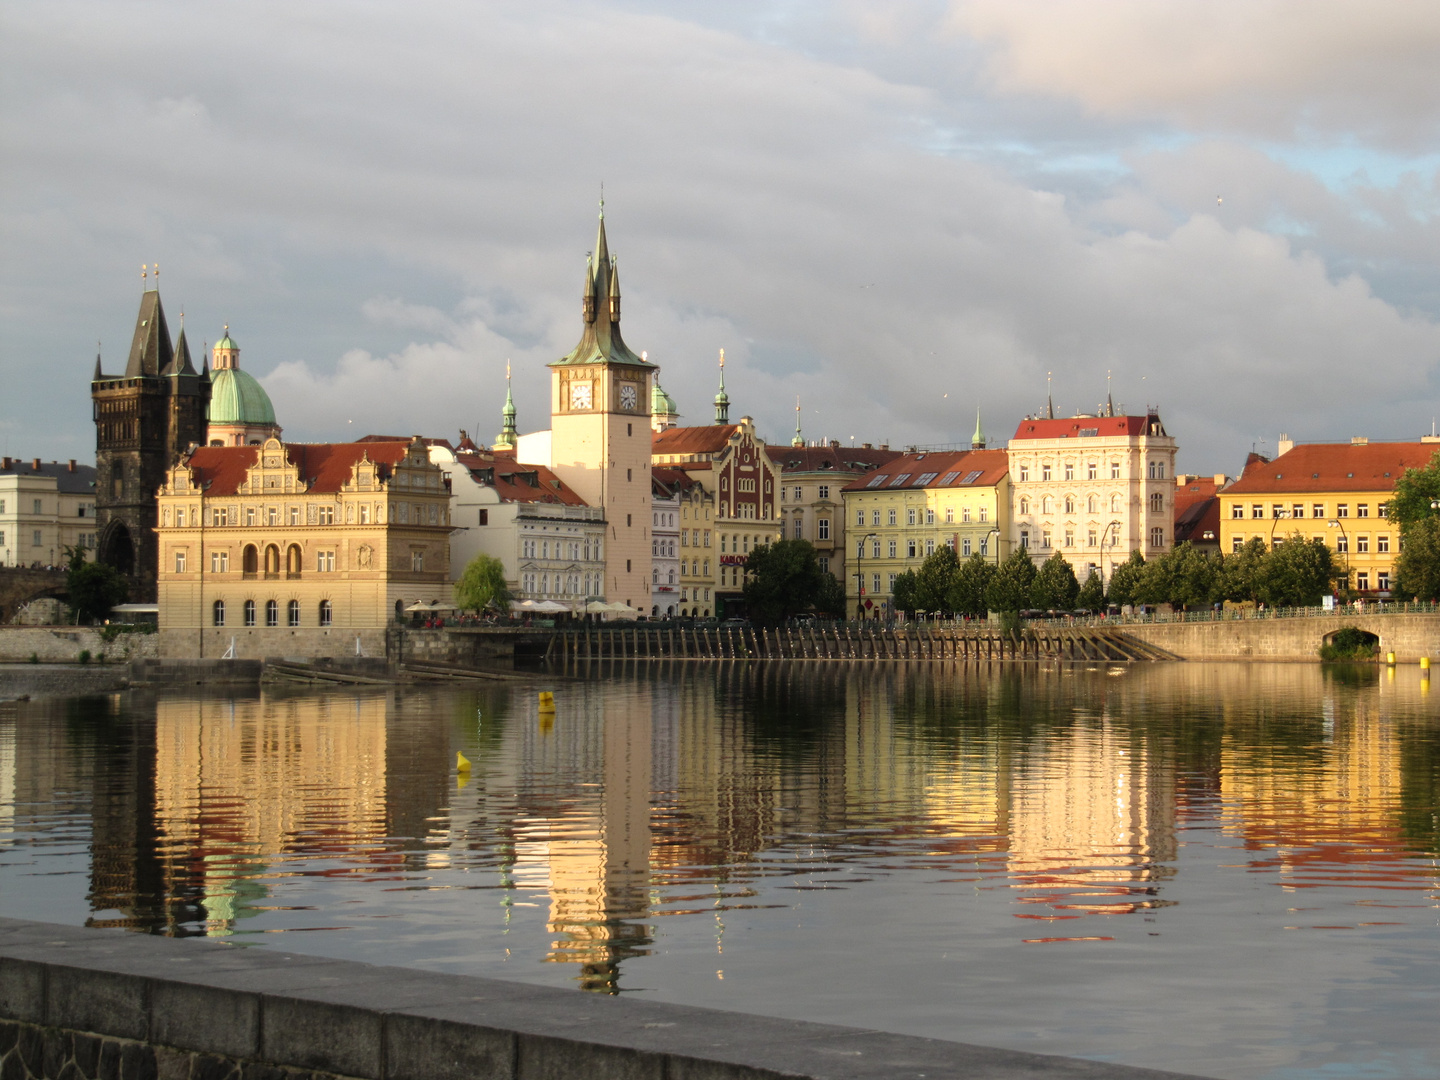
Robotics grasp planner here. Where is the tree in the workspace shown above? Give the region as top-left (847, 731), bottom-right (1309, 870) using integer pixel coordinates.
top-left (1076, 569), bottom-right (1104, 612)
top-left (947, 554), bottom-right (996, 617)
top-left (1105, 550), bottom-right (1146, 607)
top-left (1136, 542), bottom-right (1218, 609)
top-left (1394, 517), bottom-right (1440, 601)
top-left (64, 544), bottom-right (127, 624)
top-left (814, 570), bottom-right (847, 616)
top-left (914, 545), bottom-right (960, 614)
top-left (742, 539), bottom-right (826, 624)
top-left (1260, 533), bottom-right (1337, 607)
top-left (987, 548), bottom-right (1037, 613)
top-left (892, 570), bottom-right (921, 615)
top-left (1219, 537), bottom-right (1268, 604)
top-left (1030, 552), bottom-right (1079, 610)
top-left (454, 554), bottom-right (512, 613)
top-left (1387, 450), bottom-right (1440, 527)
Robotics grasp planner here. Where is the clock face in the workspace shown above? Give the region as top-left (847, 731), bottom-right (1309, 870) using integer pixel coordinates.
top-left (569, 381), bottom-right (593, 410)
top-left (619, 382), bottom-right (638, 411)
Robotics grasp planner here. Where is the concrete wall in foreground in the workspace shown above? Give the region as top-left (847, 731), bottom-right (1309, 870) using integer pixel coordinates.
top-left (1124, 613), bottom-right (1440, 662)
top-left (0, 917), bottom-right (1202, 1080)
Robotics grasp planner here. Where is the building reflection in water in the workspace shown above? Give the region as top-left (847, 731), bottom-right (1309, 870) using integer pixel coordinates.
top-left (5, 660), bottom-right (1437, 994)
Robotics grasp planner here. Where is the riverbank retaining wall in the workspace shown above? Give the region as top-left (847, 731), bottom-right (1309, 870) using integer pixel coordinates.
top-left (1123, 612), bottom-right (1440, 662)
top-left (0, 627), bottom-right (158, 665)
top-left (0, 916), bottom-right (1198, 1080)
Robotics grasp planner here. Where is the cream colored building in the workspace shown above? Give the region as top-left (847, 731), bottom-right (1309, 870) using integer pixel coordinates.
top-left (1006, 411), bottom-right (1178, 583)
top-left (0, 457), bottom-right (98, 568)
top-left (155, 436), bottom-right (451, 657)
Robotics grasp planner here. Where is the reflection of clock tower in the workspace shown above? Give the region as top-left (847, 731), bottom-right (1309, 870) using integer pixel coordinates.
top-left (549, 204), bottom-right (656, 608)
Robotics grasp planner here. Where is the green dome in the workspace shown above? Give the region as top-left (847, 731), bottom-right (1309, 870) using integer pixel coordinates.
top-left (215, 331), bottom-right (239, 351)
top-left (208, 367), bottom-right (276, 426)
top-left (651, 380), bottom-right (677, 415)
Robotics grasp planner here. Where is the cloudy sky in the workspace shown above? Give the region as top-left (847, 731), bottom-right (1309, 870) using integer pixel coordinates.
top-left (4, 1), bottom-right (1440, 472)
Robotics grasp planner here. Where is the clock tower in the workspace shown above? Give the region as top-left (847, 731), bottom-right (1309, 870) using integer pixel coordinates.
top-left (549, 205), bottom-right (656, 609)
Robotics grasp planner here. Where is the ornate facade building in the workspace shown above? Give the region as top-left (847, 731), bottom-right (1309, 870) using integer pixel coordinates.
top-left (91, 283), bottom-right (210, 601)
top-left (154, 436), bottom-right (451, 657)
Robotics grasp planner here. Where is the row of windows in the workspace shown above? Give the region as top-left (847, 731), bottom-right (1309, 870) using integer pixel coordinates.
top-left (520, 571), bottom-right (602, 596)
top-left (190, 501), bottom-right (441, 528)
top-left (782, 485), bottom-right (831, 501)
top-left (1016, 461), bottom-right (1158, 482)
top-left (1232, 534), bottom-right (1390, 554)
top-left (1232, 502), bottom-right (1387, 520)
top-left (857, 535), bottom-right (994, 559)
top-left (681, 530), bottom-right (712, 547)
top-left (1019, 527), bottom-right (1165, 550)
top-left (189, 547), bottom-right (340, 574)
top-left (522, 538), bottom-right (602, 561)
top-left (213, 599), bottom-right (332, 627)
top-left (854, 505), bottom-right (991, 527)
top-left (681, 558), bottom-right (710, 577)
top-left (791, 517), bottom-right (832, 540)
top-left (1019, 494), bottom-right (1128, 516)
top-left (651, 539), bottom-right (677, 558)
top-left (680, 587), bottom-right (713, 603)
top-left (652, 511), bottom-right (677, 527)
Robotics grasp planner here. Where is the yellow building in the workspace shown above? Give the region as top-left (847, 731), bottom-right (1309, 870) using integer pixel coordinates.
top-left (841, 449), bottom-right (1010, 619)
top-left (1219, 438), bottom-right (1440, 596)
top-left (155, 436), bottom-right (451, 657)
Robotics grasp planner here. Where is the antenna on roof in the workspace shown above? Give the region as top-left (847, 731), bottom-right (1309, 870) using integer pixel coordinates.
top-left (1046, 372), bottom-right (1054, 420)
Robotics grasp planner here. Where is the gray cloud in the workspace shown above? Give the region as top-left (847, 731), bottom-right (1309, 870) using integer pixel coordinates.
top-left (2, 1), bottom-right (1438, 474)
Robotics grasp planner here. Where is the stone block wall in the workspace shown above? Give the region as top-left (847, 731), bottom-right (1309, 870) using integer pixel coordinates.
top-left (0, 627), bottom-right (159, 664)
top-left (1125, 613), bottom-right (1440, 662)
top-left (158, 626), bottom-right (389, 661)
top-left (0, 916), bottom-right (1200, 1080)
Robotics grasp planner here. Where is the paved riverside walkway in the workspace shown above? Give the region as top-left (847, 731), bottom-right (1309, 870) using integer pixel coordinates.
top-left (0, 917), bottom-right (1214, 1080)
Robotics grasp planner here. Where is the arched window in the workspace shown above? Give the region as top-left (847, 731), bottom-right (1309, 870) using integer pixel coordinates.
top-left (265, 599), bottom-right (278, 627)
top-left (668, 569), bottom-right (675, 585)
top-left (288, 599), bottom-right (300, 627)
top-left (1087, 495), bottom-right (1098, 514)
top-left (319, 599), bottom-right (332, 627)
top-left (1019, 497), bottom-right (1030, 515)
top-left (1041, 496), bottom-right (1053, 515)
top-left (1111, 494), bottom-right (1121, 513)
top-left (1064, 496), bottom-right (1075, 514)
top-left (244, 599), bottom-right (256, 627)
top-left (242, 544), bottom-right (258, 575)
top-left (395, 599), bottom-right (404, 622)
top-left (264, 545), bottom-right (280, 575)
top-left (212, 599), bottom-right (225, 627)
top-left (286, 544), bottom-right (302, 576)
top-left (652, 568), bottom-right (659, 584)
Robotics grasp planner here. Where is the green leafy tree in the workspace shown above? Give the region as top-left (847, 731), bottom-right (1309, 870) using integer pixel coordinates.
top-left (742, 539), bottom-right (826, 624)
top-left (892, 569), bottom-right (921, 615)
top-left (914, 545), bottom-right (960, 614)
top-left (1387, 451), bottom-right (1440, 526)
top-left (1260, 533), bottom-right (1338, 607)
top-left (1219, 537), bottom-right (1268, 604)
top-left (1136, 542), bottom-right (1219, 608)
top-left (1105, 550), bottom-right (1146, 607)
top-left (814, 571), bottom-right (847, 616)
top-left (64, 544), bottom-right (127, 624)
top-left (1076, 569), bottom-right (1104, 612)
top-left (1030, 552), bottom-right (1079, 610)
top-left (987, 548), bottom-right (1037, 613)
top-left (1394, 517), bottom-right (1440, 601)
top-left (947, 554), bottom-right (997, 617)
top-left (454, 554), bottom-right (512, 613)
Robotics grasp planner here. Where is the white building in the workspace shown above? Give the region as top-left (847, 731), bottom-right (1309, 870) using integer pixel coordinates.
top-left (1006, 410), bottom-right (1178, 583)
top-left (0, 457), bottom-right (99, 568)
top-left (650, 471), bottom-right (682, 617)
top-left (428, 439), bottom-right (606, 610)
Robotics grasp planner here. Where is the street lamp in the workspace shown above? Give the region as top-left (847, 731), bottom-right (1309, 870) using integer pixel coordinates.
top-left (1269, 508), bottom-right (1290, 548)
top-left (1101, 519), bottom-right (1122, 588)
top-left (985, 527), bottom-right (1001, 565)
top-left (854, 531), bottom-right (877, 620)
top-left (1327, 520), bottom-right (1350, 598)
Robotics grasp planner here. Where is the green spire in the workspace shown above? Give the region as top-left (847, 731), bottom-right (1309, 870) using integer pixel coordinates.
top-left (495, 360), bottom-right (518, 450)
top-left (971, 408), bottom-right (986, 450)
top-left (714, 348), bottom-right (730, 424)
top-left (791, 396), bottom-right (803, 447)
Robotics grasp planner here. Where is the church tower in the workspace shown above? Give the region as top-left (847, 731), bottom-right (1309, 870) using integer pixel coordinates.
top-left (91, 269), bottom-right (210, 601)
top-left (548, 205), bottom-right (656, 609)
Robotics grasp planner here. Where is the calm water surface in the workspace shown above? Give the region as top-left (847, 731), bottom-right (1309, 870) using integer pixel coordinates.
top-left (1, 661), bottom-right (1438, 1080)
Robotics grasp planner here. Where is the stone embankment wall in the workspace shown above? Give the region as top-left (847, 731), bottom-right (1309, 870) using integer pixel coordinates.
top-left (158, 626), bottom-right (390, 661)
top-left (0, 627), bottom-right (158, 664)
top-left (0, 665), bottom-right (131, 700)
top-left (1124, 613), bottom-right (1440, 662)
top-left (0, 917), bottom-right (1199, 1080)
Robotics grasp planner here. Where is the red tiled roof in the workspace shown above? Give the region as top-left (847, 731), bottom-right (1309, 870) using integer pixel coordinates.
top-left (463, 455), bottom-right (589, 506)
top-left (1010, 416), bottom-right (1151, 440)
top-left (1173, 477), bottom-right (1219, 520)
top-left (182, 441), bottom-right (411, 497)
top-left (1174, 497), bottom-right (1221, 546)
top-left (652, 425), bottom-right (739, 457)
top-left (358, 433), bottom-right (456, 451)
top-left (766, 445), bottom-right (904, 474)
top-left (1224, 442), bottom-right (1440, 496)
top-left (842, 449), bottom-right (1009, 493)
top-left (652, 466), bottom-right (699, 496)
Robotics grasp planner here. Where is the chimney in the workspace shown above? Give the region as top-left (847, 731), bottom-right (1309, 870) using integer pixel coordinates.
top-left (32, 458), bottom-right (41, 471)
top-left (67, 459), bottom-right (76, 472)
top-left (1214, 473), bottom-right (1229, 487)
top-left (1, 457), bottom-right (9, 469)
top-left (879, 443), bottom-right (889, 451)
top-left (862, 443), bottom-right (872, 450)
top-left (1277, 434), bottom-right (1294, 457)
top-left (1350, 435), bottom-right (1368, 446)
top-left (830, 440), bottom-right (839, 448)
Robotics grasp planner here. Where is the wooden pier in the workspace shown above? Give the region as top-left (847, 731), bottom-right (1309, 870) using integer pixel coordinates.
top-left (543, 623), bottom-right (1174, 666)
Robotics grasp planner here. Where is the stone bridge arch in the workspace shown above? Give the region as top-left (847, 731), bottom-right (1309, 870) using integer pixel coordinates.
top-left (0, 567), bottom-right (68, 623)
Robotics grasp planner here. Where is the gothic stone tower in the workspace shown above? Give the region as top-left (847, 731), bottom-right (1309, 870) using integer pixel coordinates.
top-left (92, 283), bottom-right (210, 601)
top-left (548, 207), bottom-right (655, 609)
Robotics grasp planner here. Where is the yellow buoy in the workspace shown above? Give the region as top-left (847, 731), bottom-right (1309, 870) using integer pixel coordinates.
top-left (1421, 656), bottom-right (1431, 671)
top-left (538, 690), bottom-right (555, 711)
top-left (456, 750), bottom-right (471, 773)
top-left (1387, 652), bottom-right (1397, 666)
